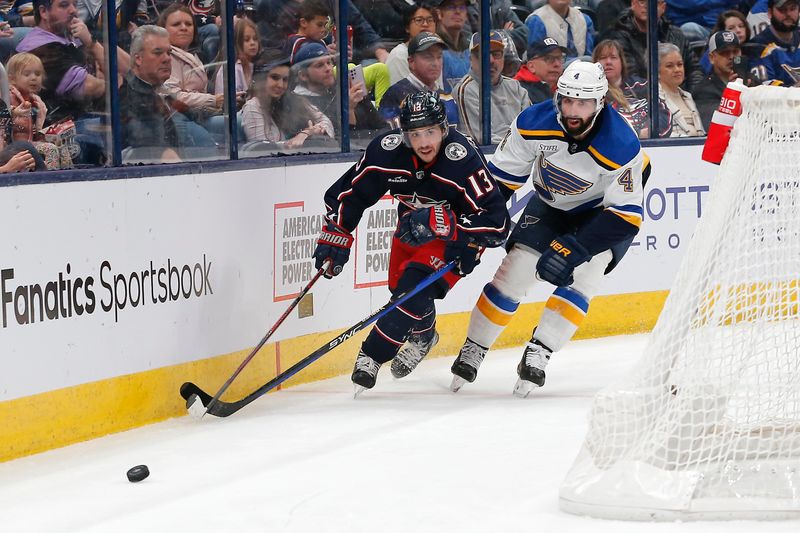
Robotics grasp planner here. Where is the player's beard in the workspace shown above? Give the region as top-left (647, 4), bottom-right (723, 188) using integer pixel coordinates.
top-left (771, 15), bottom-right (799, 33)
top-left (561, 115), bottom-right (592, 137)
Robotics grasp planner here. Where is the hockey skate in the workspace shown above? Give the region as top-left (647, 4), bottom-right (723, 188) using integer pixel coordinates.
top-left (391, 330), bottom-right (439, 379)
top-left (352, 351), bottom-right (382, 397)
top-left (513, 339), bottom-right (551, 398)
top-left (450, 338), bottom-right (488, 392)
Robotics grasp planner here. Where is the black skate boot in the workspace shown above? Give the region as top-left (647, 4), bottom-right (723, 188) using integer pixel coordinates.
top-left (450, 338), bottom-right (488, 392)
top-left (391, 329), bottom-right (439, 378)
top-left (352, 351), bottom-right (382, 397)
top-left (513, 339), bottom-right (552, 398)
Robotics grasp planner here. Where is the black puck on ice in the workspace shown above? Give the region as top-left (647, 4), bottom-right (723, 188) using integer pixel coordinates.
top-left (126, 465), bottom-right (150, 483)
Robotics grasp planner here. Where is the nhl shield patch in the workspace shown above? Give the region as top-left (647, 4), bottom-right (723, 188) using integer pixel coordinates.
top-left (381, 134), bottom-right (402, 151)
top-left (445, 142), bottom-right (467, 161)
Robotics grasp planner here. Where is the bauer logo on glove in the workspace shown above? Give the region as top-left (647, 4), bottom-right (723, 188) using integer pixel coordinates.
top-left (536, 235), bottom-right (590, 287)
top-left (549, 239), bottom-right (573, 257)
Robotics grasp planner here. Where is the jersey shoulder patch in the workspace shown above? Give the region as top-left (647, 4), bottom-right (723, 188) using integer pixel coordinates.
top-left (515, 101), bottom-right (564, 141)
top-left (587, 106), bottom-right (641, 170)
top-left (380, 133), bottom-right (403, 151)
top-left (444, 141), bottom-right (468, 161)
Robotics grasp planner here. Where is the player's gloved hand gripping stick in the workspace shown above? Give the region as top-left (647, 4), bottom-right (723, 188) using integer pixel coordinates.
top-left (536, 234), bottom-right (591, 287)
top-left (180, 261), bottom-right (456, 418)
top-left (314, 221), bottom-right (354, 278)
top-left (395, 205), bottom-right (457, 246)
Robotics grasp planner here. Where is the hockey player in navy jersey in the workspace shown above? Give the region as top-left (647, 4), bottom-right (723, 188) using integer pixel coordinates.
top-left (450, 60), bottom-right (648, 397)
top-left (312, 91), bottom-right (510, 395)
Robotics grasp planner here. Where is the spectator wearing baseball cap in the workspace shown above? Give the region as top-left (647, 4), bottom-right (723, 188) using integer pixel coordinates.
top-left (292, 41), bottom-right (386, 140)
top-left (751, 0), bottom-right (800, 65)
top-left (380, 32), bottom-right (459, 127)
top-left (751, 0), bottom-right (800, 85)
top-left (692, 31), bottom-right (742, 129)
top-left (524, 0), bottom-right (595, 61)
top-left (515, 37), bottom-right (567, 104)
top-left (453, 30), bottom-right (531, 143)
top-left (753, 0), bottom-right (800, 86)
top-left (387, 5), bottom-right (440, 85)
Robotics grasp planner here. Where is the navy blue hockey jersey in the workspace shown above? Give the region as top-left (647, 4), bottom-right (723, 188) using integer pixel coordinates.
top-left (323, 129), bottom-right (510, 247)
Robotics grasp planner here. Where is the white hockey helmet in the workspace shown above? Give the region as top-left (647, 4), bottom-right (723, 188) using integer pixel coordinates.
top-left (554, 61), bottom-right (608, 131)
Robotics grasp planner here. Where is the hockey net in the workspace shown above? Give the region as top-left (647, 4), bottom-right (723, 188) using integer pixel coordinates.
top-left (559, 85), bottom-right (800, 521)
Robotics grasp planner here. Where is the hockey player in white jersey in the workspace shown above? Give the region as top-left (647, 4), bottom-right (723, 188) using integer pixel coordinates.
top-left (450, 60), bottom-right (648, 397)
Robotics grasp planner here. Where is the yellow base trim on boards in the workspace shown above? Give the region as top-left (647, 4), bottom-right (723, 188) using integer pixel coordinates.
top-left (1, 290), bottom-right (668, 463)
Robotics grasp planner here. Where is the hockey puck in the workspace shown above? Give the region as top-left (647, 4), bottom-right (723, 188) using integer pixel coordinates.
top-left (126, 465), bottom-right (150, 483)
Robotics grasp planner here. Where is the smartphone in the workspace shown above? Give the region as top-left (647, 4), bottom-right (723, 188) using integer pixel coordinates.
top-left (733, 55), bottom-right (749, 82)
top-left (331, 25), bottom-right (354, 52)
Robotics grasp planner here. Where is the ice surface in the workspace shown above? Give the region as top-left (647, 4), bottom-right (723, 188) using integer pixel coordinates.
top-left (1, 334), bottom-right (797, 532)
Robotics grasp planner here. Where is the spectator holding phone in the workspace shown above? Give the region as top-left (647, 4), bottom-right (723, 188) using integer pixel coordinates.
top-left (693, 31), bottom-right (747, 129)
top-left (291, 42), bottom-right (385, 140)
top-left (699, 10), bottom-right (754, 75)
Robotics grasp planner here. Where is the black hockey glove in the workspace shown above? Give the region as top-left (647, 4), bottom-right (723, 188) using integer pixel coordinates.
top-left (445, 239), bottom-right (482, 276)
top-left (395, 205), bottom-right (457, 247)
top-left (536, 234), bottom-right (591, 287)
top-left (313, 221), bottom-right (354, 278)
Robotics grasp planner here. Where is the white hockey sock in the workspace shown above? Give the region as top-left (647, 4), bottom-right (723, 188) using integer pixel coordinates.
top-left (466, 245), bottom-right (539, 349)
top-left (533, 286), bottom-right (589, 351)
top-left (532, 250), bottom-right (611, 351)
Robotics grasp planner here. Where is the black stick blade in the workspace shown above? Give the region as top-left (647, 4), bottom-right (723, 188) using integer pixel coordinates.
top-left (180, 382), bottom-right (213, 406)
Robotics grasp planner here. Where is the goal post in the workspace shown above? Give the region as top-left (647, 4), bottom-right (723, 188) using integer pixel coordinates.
top-left (559, 85), bottom-right (800, 521)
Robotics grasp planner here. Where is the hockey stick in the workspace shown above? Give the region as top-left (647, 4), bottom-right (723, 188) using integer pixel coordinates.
top-left (180, 261), bottom-right (455, 418)
top-left (188, 266), bottom-right (326, 418)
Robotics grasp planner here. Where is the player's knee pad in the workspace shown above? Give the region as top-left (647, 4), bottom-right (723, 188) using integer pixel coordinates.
top-left (490, 244), bottom-right (541, 302)
top-left (570, 249), bottom-right (613, 298)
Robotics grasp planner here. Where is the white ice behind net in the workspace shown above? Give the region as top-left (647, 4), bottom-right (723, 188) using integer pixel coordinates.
top-left (559, 86), bottom-right (800, 520)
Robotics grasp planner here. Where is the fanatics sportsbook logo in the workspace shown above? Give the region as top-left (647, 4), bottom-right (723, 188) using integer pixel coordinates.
top-left (0, 255), bottom-right (214, 328)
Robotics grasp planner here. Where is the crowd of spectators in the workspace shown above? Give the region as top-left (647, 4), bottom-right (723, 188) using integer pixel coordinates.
top-left (1, 0), bottom-right (799, 172)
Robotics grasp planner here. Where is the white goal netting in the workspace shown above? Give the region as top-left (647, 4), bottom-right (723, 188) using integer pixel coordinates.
top-left (559, 86), bottom-right (800, 521)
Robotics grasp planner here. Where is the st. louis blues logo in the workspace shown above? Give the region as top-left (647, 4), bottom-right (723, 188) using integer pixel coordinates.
top-left (533, 156), bottom-right (593, 201)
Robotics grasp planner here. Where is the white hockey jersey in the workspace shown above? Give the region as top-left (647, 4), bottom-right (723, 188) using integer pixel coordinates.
top-left (488, 100), bottom-right (646, 231)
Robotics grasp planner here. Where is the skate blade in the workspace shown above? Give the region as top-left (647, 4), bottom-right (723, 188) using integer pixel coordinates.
top-left (186, 394), bottom-right (208, 419)
top-left (512, 379), bottom-right (537, 398)
top-left (450, 375), bottom-right (467, 393)
top-left (353, 384), bottom-right (368, 398)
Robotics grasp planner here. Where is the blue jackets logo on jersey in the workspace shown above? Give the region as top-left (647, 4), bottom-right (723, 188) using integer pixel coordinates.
top-left (534, 156), bottom-right (594, 201)
top-left (381, 134), bottom-right (402, 151)
top-left (395, 192), bottom-right (450, 210)
top-left (445, 143), bottom-right (468, 161)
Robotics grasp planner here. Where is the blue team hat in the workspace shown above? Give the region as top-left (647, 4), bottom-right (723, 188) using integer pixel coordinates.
top-left (292, 42), bottom-right (330, 67)
top-left (469, 30), bottom-right (505, 52)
